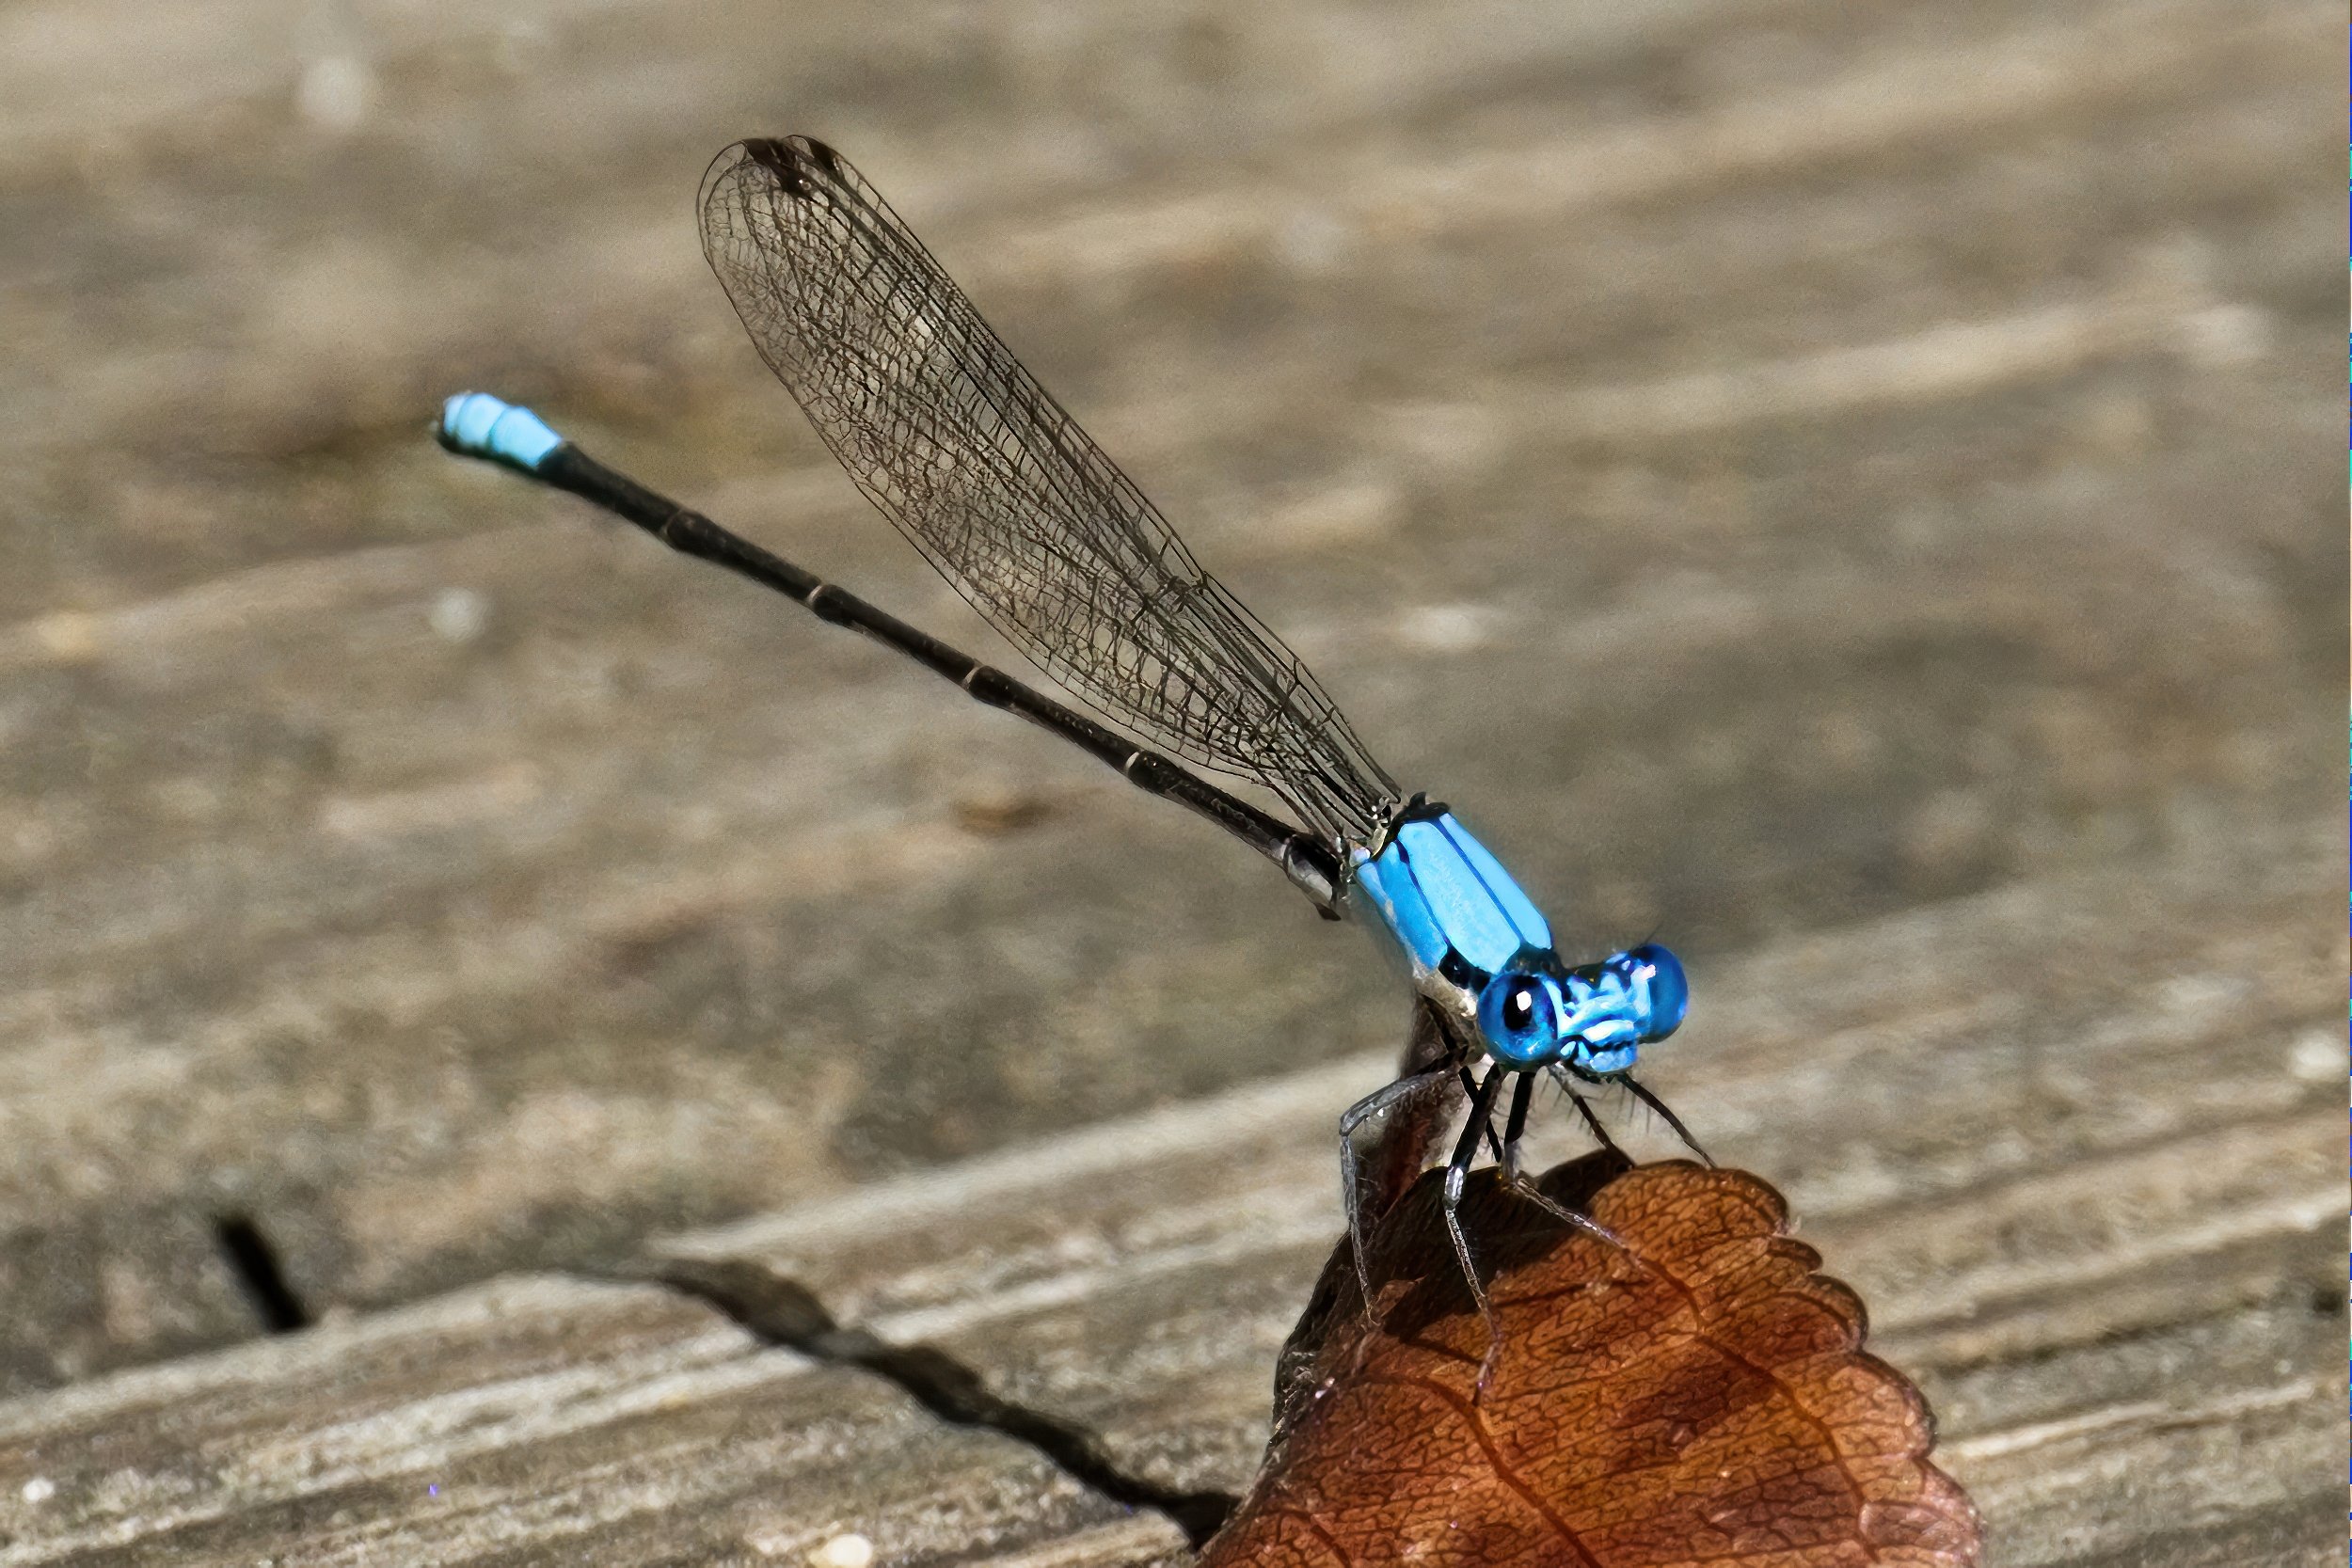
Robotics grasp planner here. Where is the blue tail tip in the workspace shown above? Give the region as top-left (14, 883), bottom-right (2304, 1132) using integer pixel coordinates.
top-left (437, 391), bottom-right (564, 472)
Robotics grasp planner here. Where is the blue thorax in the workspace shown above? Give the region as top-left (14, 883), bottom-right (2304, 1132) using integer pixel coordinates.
top-left (1349, 805), bottom-right (1686, 1078)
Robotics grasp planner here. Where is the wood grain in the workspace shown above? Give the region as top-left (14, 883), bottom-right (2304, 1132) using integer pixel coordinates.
top-left (0, 820), bottom-right (2333, 1563)
top-left (0, 0), bottom-right (2336, 1560)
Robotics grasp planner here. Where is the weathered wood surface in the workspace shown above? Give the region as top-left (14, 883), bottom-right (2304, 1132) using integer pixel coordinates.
top-left (0, 0), bottom-right (2333, 1397)
top-left (0, 822), bottom-right (2338, 1563)
top-left (0, 0), bottom-right (2338, 1560)
top-left (4, 827), bottom-right (2333, 1560)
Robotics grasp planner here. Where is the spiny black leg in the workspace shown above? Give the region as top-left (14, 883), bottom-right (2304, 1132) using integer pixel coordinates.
top-left (1498, 1070), bottom-right (1534, 1185)
top-left (1337, 1063), bottom-right (1454, 1319)
top-left (1458, 1067), bottom-right (1505, 1163)
top-left (1498, 1069), bottom-right (1632, 1256)
top-left (1547, 1064), bottom-right (1629, 1160)
top-left (1381, 1000), bottom-right (1466, 1184)
top-left (1441, 1064), bottom-right (1509, 1399)
top-left (1621, 1071), bottom-right (1712, 1165)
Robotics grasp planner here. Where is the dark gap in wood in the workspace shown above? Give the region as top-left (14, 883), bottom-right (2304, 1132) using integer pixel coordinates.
top-left (628, 1257), bottom-right (1240, 1547)
top-left (213, 1215), bottom-right (310, 1334)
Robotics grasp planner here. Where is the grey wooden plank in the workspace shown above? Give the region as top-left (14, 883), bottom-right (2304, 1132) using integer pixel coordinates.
top-left (1923, 1295), bottom-right (2339, 1567)
top-left (0, 819), bottom-right (2333, 1562)
top-left (0, 0), bottom-right (2335, 1407)
top-left (0, 1275), bottom-right (1178, 1567)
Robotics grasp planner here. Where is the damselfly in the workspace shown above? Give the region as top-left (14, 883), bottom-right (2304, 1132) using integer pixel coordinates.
top-left (438, 136), bottom-right (1700, 1370)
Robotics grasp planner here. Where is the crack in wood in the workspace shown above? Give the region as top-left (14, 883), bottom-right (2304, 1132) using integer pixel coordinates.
top-left (620, 1255), bottom-right (1240, 1548)
top-left (212, 1214), bottom-right (310, 1335)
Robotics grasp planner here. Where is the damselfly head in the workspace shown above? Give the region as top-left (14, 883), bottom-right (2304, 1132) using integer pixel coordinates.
top-left (1547, 942), bottom-right (1690, 1078)
top-left (1476, 941), bottom-right (1690, 1073)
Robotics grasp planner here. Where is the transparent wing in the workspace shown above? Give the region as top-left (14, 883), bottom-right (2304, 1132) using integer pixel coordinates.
top-left (698, 136), bottom-right (1398, 847)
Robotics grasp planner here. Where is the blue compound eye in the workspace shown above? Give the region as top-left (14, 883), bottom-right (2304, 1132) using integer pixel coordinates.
top-left (1477, 973), bottom-right (1563, 1067)
top-left (1626, 942), bottom-right (1688, 1040)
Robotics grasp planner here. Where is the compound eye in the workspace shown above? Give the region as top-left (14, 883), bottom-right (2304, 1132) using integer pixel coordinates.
top-left (1477, 973), bottom-right (1562, 1067)
top-left (1626, 942), bottom-right (1689, 1040)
